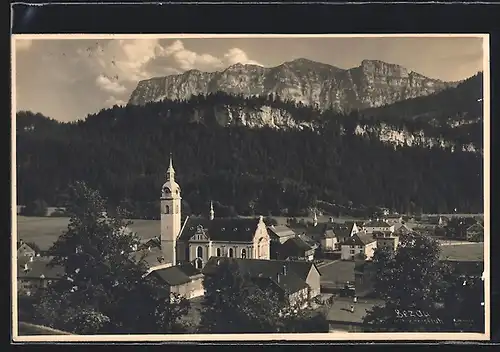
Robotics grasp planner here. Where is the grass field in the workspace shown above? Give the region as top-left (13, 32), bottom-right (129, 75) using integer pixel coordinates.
top-left (440, 243), bottom-right (484, 261)
top-left (16, 216), bottom-right (161, 250)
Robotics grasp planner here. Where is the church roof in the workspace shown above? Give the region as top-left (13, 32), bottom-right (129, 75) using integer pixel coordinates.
top-left (178, 216), bottom-right (261, 242)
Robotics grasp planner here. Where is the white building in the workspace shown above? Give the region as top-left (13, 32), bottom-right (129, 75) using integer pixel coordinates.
top-left (341, 233), bottom-right (377, 261)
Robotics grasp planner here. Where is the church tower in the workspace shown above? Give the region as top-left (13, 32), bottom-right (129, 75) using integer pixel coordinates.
top-left (160, 154), bottom-right (181, 266)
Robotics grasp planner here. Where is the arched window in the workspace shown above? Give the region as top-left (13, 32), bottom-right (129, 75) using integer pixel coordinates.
top-left (216, 248), bottom-right (221, 257)
top-left (197, 246), bottom-right (203, 259)
top-left (241, 248), bottom-right (247, 259)
top-left (165, 205), bottom-right (170, 214)
top-left (229, 248), bottom-right (234, 258)
top-left (195, 258), bottom-right (203, 269)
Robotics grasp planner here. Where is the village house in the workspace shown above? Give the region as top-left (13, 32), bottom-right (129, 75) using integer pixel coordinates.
top-left (372, 231), bottom-right (399, 252)
top-left (267, 225), bottom-right (297, 244)
top-left (319, 221), bottom-right (363, 252)
top-left (17, 240), bottom-right (37, 257)
top-left (444, 217), bottom-right (482, 241)
top-left (465, 223), bottom-right (484, 242)
top-left (17, 255), bottom-right (64, 296)
top-left (203, 257), bottom-right (321, 307)
top-left (277, 236), bottom-right (315, 261)
top-left (364, 219), bottom-right (394, 234)
top-left (393, 223), bottom-right (412, 236)
top-left (383, 214), bottom-right (403, 225)
top-left (320, 228), bottom-right (338, 253)
top-left (146, 262), bottom-right (204, 299)
top-left (341, 233), bottom-right (377, 261)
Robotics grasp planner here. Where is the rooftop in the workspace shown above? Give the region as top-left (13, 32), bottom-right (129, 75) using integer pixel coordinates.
top-left (17, 256), bottom-right (65, 280)
top-left (148, 262), bottom-right (201, 286)
top-left (178, 216), bottom-right (262, 242)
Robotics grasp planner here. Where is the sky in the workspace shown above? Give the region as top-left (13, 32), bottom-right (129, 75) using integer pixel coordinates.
top-left (14, 36), bottom-right (485, 122)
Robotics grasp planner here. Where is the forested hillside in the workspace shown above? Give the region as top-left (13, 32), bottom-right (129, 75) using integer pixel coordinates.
top-left (16, 86), bottom-right (483, 219)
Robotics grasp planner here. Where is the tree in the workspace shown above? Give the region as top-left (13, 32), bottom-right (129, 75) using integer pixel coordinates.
top-left (31, 181), bottom-right (190, 334)
top-left (363, 232), bottom-right (450, 331)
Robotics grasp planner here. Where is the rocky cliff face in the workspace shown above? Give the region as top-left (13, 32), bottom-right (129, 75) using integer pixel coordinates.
top-left (162, 103), bottom-right (480, 154)
top-left (128, 58), bottom-right (456, 111)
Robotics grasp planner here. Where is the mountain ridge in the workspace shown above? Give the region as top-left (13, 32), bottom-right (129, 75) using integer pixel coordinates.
top-left (128, 58), bottom-right (458, 110)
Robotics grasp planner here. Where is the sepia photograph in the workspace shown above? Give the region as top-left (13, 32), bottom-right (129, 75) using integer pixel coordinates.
top-left (11, 34), bottom-right (489, 342)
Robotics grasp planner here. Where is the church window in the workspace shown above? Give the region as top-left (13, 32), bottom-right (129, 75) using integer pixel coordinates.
top-left (228, 248), bottom-right (234, 258)
top-left (241, 248), bottom-right (247, 259)
top-left (197, 246), bottom-right (203, 259)
top-left (195, 258), bottom-right (203, 269)
top-left (165, 205), bottom-right (170, 214)
top-left (216, 248), bottom-right (221, 257)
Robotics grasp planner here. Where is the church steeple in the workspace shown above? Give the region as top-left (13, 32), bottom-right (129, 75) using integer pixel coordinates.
top-left (209, 201), bottom-right (215, 220)
top-left (167, 153), bottom-right (175, 181)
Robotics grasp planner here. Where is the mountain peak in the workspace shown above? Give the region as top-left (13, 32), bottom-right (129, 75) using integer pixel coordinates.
top-left (128, 58), bottom-right (454, 109)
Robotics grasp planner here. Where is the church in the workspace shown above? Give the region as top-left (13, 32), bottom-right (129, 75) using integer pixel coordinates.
top-left (152, 156), bottom-right (271, 270)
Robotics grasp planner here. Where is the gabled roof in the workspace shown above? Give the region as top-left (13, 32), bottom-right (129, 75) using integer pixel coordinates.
top-left (365, 220), bottom-right (392, 227)
top-left (343, 233), bottom-right (377, 246)
top-left (132, 247), bottom-right (167, 268)
top-left (267, 225), bottom-right (296, 239)
top-left (203, 257), bottom-right (319, 282)
top-left (203, 257), bottom-right (316, 296)
top-left (178, 216), bottom-right (261, 242)
top-left (298, 233), bottom-right (318, 247)
top-left (467, 223), bottom-right (484, 231)
top-left (17, 256), bottom-right (65, 280)
top-left (280, 237), bottom-right (313, 257)
top-left (323, 229), bottom-right (337, 239)
top-left (17, 242), bottom-right (36, 251)
top-left (148, 263), bottom-right (201, 286)
top-left (394, 224), bottom-right (411, 235)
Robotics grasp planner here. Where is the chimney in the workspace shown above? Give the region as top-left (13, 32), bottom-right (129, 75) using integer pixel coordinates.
top-left (23, 263), bottom-right (29, 272)
top-left (29, 256), bottom-right (34, 262)
top-left (329, 217), bottom-right (334, 223)
top-left (19, 239), bottom-right (24, 245)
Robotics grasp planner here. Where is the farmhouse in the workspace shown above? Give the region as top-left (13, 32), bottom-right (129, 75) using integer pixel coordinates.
top-left (17, 240), bottom-right (37, 257)
top-left (277, 236), bottom-right (315, 261)
top-left (372, 231), bottom-right (399, 252)
top-left (146, 262), bottom-right (204, 299)
top-left (17, 256), bottom-right (64, 296)
top-left (341, 233), bottom-right (377, 261)
top-left (364, 219), bottom-right (394, 234)
top-left (203, 257), bottom-right (321, 306)
top-left (383, 214), bottom-right (403, 225)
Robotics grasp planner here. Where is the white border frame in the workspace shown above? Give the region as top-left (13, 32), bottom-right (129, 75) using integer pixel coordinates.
top-left (11, 33), bottom-right (490, 342)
